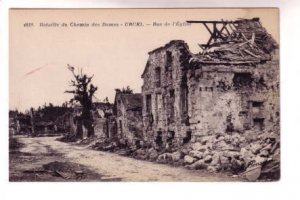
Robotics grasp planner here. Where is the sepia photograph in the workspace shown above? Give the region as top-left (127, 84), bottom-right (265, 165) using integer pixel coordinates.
top-left (9, 8), bottom-right (280, 182)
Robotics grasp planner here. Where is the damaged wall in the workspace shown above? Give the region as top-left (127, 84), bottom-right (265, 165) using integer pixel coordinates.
top-left (114, 91), bottom-right (143, 145)
top-left (141, 37), bottom-right (279, 151)
top-left (141, 40), bottom-right (192, 148)
top-left (187, 52), bottom-right (279, 140)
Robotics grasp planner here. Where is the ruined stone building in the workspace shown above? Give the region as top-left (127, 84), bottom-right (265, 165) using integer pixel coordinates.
top-left (113, 89), bottom-right (143, 145)
top-left (9, 112), bottom-right (32, 135)
top-left (141, 18), bottom-right (279, 149)
top-left (64, 102), bottom-right (114, 139)
top-left (92, 102), bottom-right (114, 138)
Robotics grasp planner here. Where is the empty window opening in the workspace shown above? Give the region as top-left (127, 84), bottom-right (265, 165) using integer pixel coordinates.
top-left (253, 118), bottom-right (264, 131)
top-left (233, 73), bottom-right (254, 88)
top-left (155, 131), bottom-right (163, 146)
top-left (105, 121), bottom-right (109, 138)
top-left (239, 111), bottom-right (248, 117)
top-left (168, 89), bottom-right (175, 123)
top-left (180, 84), bottom-right (189, 122)
top-left (155, 93), bottom-right (162, 123)
top-left (226, 122), bottom-right (234, 133)
top-left (155, 67), bottom-right (161, 87)
top-left (166, 131), bottom-right (175, 146)
top-left (119, 120), bottom-right (123, 136)
top-left (252, 101), bottom-right (264, 107)
top-left (146, 94), bottom-right (152, 113)
top-left (165, 51), bottom-right (172, 70)
top-left (252, 101), bottom-right (264, 114)
top-left (183, 131), bottom-right (192, 144)
top-left (225, 114), bottom-right (234, 133)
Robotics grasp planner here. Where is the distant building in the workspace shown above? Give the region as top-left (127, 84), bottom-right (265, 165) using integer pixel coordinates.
top-left (9, 111), bottom-right (19, 135)
top-left (65, 102), bottom-right (114, 139)
top-left (12, 113), bottom-right (32, 135)
top-left (93, 102), bottom-right (114, 138)
top-left (113, 89), bottom-right (143, 145)
top-left (34, 121), bottom-right (56, 135)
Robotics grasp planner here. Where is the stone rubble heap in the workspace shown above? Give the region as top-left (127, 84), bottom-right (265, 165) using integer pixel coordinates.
top-left (91, 130), bottom-right (279, 180)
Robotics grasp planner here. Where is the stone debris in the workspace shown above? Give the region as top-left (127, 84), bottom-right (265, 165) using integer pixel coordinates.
top-left (89, 18), bottom-right (280, 181)
top-left (171, 151), bottom-right (183, 162)
top-left (189, 150), bottom-right (203, 159)
top-left (91, 129), bottom-right (280, 181)
top-left (184, 155), bottom-right (195, 164)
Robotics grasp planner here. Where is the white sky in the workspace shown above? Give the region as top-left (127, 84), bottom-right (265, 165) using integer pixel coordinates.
top-left (9, 9), bottom-right (279, 112)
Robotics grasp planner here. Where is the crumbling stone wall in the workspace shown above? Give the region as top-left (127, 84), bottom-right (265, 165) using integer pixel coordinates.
top-left (90, 19), bottom-right (280, 179)
top-left (139, 38), bottom-right (279, 179)
top-left (126, 109), bottom-right (143, 142)
top-left (94, 118), bottom-right (109, 138)
top-left (114, 92), bottom-right (143, 145)
top-left (187, 56), bottom-right (279, 139)
top-left (141, 40), bottom-right (192, 148)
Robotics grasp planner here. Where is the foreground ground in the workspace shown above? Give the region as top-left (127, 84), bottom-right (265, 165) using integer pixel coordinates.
top-left (9, 136), bottom-right (243, 181)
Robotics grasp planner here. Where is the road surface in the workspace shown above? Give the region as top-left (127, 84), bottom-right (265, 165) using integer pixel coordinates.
top-left (9, 136), bottom-right (242, 182)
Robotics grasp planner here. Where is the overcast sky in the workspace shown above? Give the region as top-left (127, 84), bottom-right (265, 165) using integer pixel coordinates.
top-left (9, 9), bottom-right (279, 112)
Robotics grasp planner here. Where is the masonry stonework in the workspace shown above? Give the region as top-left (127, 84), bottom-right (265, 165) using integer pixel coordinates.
top-left (138, 19), bottom-right (279, 177)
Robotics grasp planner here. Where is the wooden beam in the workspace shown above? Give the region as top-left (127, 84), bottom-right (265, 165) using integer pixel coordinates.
top-left (214, 23), bottom-right (228, 40)
top-left (218, 22), bottom-right (228, 36)
top-left (202, 23), bottom-right (213, 35)
top-left (228, 23), bottom-right (236, 32)
top-left (206, 23), bottom-right (217, 46)
top-left (224, 26), bottom-right (231, 35)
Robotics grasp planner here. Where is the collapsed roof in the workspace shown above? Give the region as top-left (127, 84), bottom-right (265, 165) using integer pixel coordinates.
top-left (187, 18), bottom-right (279, 65)
top-left (116, 93), bottom-right (143, 111)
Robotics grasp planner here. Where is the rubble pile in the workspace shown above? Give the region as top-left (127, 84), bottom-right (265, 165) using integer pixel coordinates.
top-left (89, 18), bottom-right (280, 181)
top-left (234, 18), bottom-right (278, 54)
top-left (138, 132), bottom-right (280, 180)
top-left (191, 18), bottom-right (278, 64)
top-left (91, 130), bottom-right (279, 180)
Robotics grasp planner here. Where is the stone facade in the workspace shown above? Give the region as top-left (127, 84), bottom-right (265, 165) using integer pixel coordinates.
top-left (93, 102), bottom-right (114, 138)
top-left (141, 40), bottom-right (192, 148)
top-left (113, 90), bottom-right (143, 145)
top-left (91, 18), bottom-right (280, 179)
top-left (141, 29), bottom-right (279, 150)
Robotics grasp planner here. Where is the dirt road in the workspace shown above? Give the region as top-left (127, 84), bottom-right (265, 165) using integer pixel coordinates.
top-left (9, 136), bottom-right (242, 182)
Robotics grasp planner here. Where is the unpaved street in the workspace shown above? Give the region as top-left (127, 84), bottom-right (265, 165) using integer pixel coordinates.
top-left (10, 136), bottom-right (242, 181)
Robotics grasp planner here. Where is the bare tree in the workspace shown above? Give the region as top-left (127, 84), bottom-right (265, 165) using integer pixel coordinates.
top-left (65, 64), bottom-right (98, 139)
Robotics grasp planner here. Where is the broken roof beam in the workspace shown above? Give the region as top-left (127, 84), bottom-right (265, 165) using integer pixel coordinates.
top-left (203, 23), bottom-right (213, 35)
top-left (188, 21), bottom-right (232, 48)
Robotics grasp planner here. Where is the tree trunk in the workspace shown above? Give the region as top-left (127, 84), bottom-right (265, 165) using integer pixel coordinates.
top-left (84, 119), bottom-right (94, 138)
top-left (82, 109), bottom-right (94, 138)
top-left (76, 119), bottom-right (83, 139)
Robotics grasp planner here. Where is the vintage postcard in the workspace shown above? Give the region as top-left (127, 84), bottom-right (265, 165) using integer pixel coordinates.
top-left (9, 8), bottom-right (280, 182)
